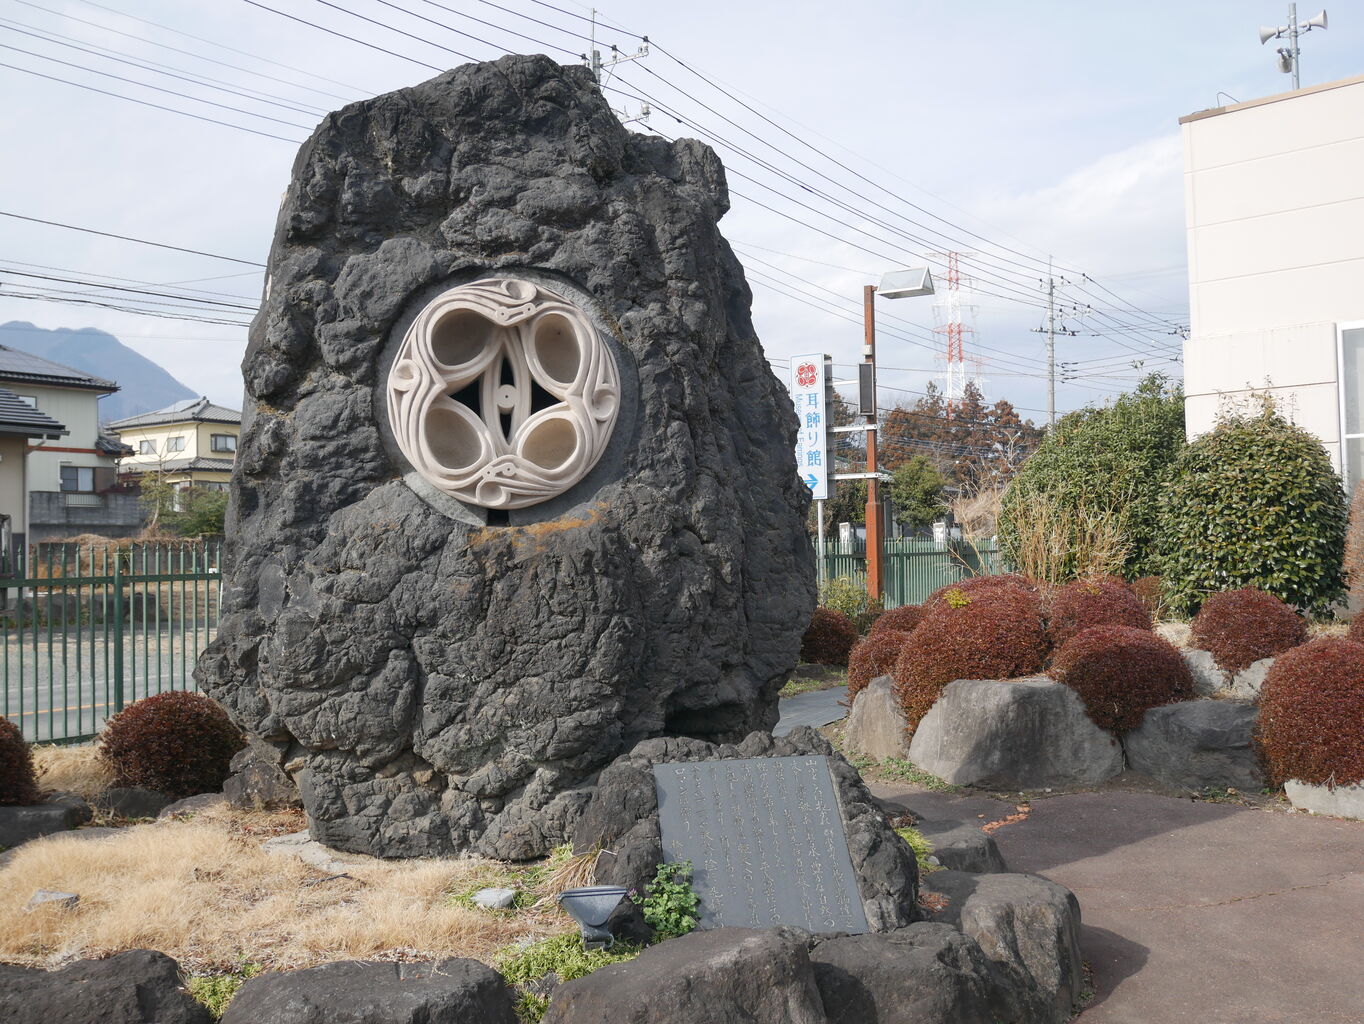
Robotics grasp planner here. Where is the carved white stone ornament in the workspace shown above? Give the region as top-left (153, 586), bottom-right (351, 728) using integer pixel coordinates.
top-left (387, 278), bottom-right (621, 510)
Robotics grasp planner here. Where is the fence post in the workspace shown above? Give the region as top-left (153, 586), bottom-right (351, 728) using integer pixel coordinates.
top-left (112, 552), bottom-right (125, 714)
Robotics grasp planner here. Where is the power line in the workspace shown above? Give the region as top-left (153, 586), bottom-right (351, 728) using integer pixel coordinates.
top-left (0, 43), bottom-right (314, 130)
top-left (14, 0), bottom-right (357, 101)
top-left (0, 212), bottom-right (267, 267)
top-left (239, 0), bottom-right (444, 72)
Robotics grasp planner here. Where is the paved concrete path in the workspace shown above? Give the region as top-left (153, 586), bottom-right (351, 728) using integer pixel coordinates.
top-left (871, 784), bottom-right (1364, 1024)
top-left (774, 685), bottom-right (848, 736)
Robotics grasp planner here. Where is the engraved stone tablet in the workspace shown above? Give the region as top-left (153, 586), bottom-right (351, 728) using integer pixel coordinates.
top-left (653, 755), bottom-right (869, 934)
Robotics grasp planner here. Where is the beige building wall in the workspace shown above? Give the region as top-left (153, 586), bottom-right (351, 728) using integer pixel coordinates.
top-left (18, 384), bottom-right (113, 492)
top-left (1181, 73), bottom-right (1364, 481)
top-left (0, 436), bottom-right (28, 538)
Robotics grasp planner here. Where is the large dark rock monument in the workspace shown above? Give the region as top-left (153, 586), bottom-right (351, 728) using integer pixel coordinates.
top-left (198, 55), bottom-right (816, 860)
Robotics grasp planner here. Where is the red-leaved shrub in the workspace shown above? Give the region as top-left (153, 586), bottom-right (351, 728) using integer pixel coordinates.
top-left (1045, 577), bottom-right (1152, 651)
top-left (1257, 638), bottom-right (1364, 787)
top-left (870, 604), bottom-right (927, 637)
top-left (1348, 616), bottom-right (1364, 644)
top-left (0, 717), bottom-right (39, 806)
top-left (893, 588), bottom-right (1047, 736)
top-left (1190, 588), bottom-right (1308, 675)
top-left (99, 691), bottom-right (245, 799)
top-left (1048, 625), bottom-right (1193, 733)
top-left (800, 607), bottom-right (858, 666)
top-left (924, 573), bottom-right (1039, 611)
top-left (848, 628), bottom-right (913, 699)
top-left (1130, 576), bottom-right (1165, 619)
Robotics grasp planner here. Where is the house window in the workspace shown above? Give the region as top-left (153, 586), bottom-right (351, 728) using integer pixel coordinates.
top-left (60, 466), bottom-right (95, 492)
top-left (138, 440), bottom-right (156, 455)
top-left (1340, 322), bottom-right (1364, 489)
top-left (210, 433), bottom-right (237, 453)
top-left (167, 436), bottom-right (186, 452)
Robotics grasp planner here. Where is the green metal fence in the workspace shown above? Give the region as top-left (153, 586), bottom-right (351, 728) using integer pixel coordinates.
top-left (820, 538), bottom-right (1004, 608)
top-left (0, 540), bottom-right (223, 743)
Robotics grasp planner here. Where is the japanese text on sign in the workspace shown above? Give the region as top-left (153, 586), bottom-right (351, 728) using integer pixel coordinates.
top-left (790, 353), bottom-right (829, 500)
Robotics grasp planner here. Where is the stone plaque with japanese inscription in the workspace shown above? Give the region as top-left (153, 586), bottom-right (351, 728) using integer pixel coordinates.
top-left (652, 755), bottom-right (869, 934)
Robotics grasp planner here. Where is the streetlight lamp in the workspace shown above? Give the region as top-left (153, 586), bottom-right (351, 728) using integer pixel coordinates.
top-left (863, 268), bottom-right (934, 604)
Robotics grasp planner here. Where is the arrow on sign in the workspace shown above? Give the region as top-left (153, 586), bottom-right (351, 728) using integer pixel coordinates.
top-left (805, 473), bottom-right (820, 490)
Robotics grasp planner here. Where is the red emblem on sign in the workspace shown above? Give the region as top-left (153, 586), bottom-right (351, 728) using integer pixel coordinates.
top-left (796, 362), bottom-right (818, 388)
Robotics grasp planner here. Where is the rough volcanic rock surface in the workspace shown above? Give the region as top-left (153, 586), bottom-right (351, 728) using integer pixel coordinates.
top-left (0, 949), bottom-right (211, 1024)
top-left (220, 959), bottom-right (517, 1024)
top-left (196, 55), bottom-right (815, 860)
top-left (578, 728), bottom-right (920, 932)
top-left (542, 927), bottom-right (828, 1024)
top-left (1124, 698), bottom-right (1263, 791)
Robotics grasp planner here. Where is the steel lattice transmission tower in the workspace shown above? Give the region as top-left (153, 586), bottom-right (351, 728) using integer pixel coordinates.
top-left (931, 252), bottom-right (984, 416)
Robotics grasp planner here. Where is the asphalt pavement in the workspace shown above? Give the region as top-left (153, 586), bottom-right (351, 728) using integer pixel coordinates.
top-left (871, 782), bottom-right (1364, 1024)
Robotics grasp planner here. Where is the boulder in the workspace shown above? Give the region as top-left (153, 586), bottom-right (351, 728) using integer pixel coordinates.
top-left (221, 959), bottom-right (517, 1024)
top-left (809, 922), bottom-right (1022, 1024)
top-left (907, 678), bottom-right (1124, 789)
top-left (542, 927), bottom-right (828, 1024)
top-left (0, 792), bottom-right (91, 849)
top-left (842, 675), bottom-right (911, 760)
top-left (159, 792), bottom-right (228, 819)
top-left (97, 786), bottom-right (173, 819)
top-left (1284, 780), bottom-right (1364, 820)
top-left (1124, 699), bottom-right (1263, 791)
top-left (916, 820), bottom-right (1008, 874)
top-left (25, 889), bottom-right (79, 911)
top-left (1230, 657), bottom-right (1274, 699)
top-left (926, 871), bottom-right (1085, 1024)
top-left (581, 728), bottom-right (920, 932)
top-left (196, 54), bottom-right (815, 861)
top-left (223, 736), bottom-right (300, 811)
top-left (1184, 649), bottom-right (1228, 697)
top-left (0, 949), bottom-right (211, 1024)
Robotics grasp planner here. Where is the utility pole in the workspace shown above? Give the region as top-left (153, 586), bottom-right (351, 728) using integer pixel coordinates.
top-left (584, 8), bottom-right (651, 125)
top-left (862, 285), bottom-right (883, 603)
top-left (1032, 258), bottom-right (1077, 429)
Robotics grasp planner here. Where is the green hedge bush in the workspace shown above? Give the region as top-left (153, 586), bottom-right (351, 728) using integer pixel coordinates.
top-left (998, 374), bottom-right (1184, 579)
top-left (1155, 405), bottom-right (1346, 616)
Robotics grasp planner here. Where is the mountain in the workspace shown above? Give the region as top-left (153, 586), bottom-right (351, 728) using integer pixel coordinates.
top-left (0, 321), bottom-right (197, 422)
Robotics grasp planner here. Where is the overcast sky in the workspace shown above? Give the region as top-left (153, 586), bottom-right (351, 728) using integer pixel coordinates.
top-left (1, 0), bottom-right (1358, 421)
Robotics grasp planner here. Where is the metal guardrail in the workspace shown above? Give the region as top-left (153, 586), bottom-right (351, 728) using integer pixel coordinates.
top-left (0, 540), bottom-right (223, 743)
top-left (821, 538), bottom-right (1003, 608)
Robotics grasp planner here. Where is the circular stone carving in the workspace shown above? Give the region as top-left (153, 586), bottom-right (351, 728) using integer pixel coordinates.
top-left (387, 278), bottom-right (621, 510)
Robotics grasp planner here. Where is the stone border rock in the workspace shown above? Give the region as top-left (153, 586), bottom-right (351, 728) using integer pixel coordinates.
top-left (1284, 780), bottom-right (1364, 819)
top-left (0, 793), bottom-right (91, 851)
top-left (907, 677), bottom-right (1124, 789)
top-left (841, 675), bottom-right (911, 761)
top-left (574, 727), bottom-right (920, 932)
top-left (1124, 699), bottom-right (1263, 791)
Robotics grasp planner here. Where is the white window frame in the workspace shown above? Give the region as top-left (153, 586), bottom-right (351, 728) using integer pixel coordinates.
top-left (1336, 320), bottom-right (1364, 491)
top-left (138, 439), bottom-right (156, 455)
top-left (167, 435), bottom-right (186, 452)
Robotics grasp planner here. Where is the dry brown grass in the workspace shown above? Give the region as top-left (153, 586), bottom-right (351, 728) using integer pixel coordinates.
top-left (0, 805), bottom-right (567, 973)
top-left (1003, 491), bottom-right (1131, 584)
top-left (31, 745), bottom-right (113, 804)
top-left (950, 487), bottom-right (1004, 540)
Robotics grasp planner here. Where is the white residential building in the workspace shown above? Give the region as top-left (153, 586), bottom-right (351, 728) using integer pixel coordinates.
top-left (1181, 72), bottom-right (1364, 485)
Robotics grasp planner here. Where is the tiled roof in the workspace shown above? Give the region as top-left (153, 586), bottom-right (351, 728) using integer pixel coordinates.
top-left (108, 396), bottom-right (241, 430)
top-left (0, 386), bottom-right (66, 438)
top-left (0, 345), bottom-right (117, 391)
top-left (119, 456), bottom-right (234, 474)
top-left (96, 432), bottom-right (134, 457)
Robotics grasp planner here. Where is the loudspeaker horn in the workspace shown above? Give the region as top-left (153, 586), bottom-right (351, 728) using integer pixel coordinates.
top-left (1303, 10), bottom-right (1328, 30)
top-left (1259, 25), bottom-right (1281, 44)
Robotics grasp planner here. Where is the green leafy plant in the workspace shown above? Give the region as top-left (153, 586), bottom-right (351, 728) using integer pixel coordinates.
top-left (819, 576), bottom-right (869, 621)
top-left (632, 860), bottom-right (700, 940)
top-left (999, 373), bottom-right (1184, 579)
top-left (889, 456), bottom-right (947, 530)
top-left (893, 824), bottom-right (939, 874)
top-left (187, 962), bottom-right (260, 1019)
top-left (1155, 401), bottom-right (1347, 616)
top-left (514, 991), bottom-right (551, 1024)
top-left (494, 933), bottom-right (641, 986)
